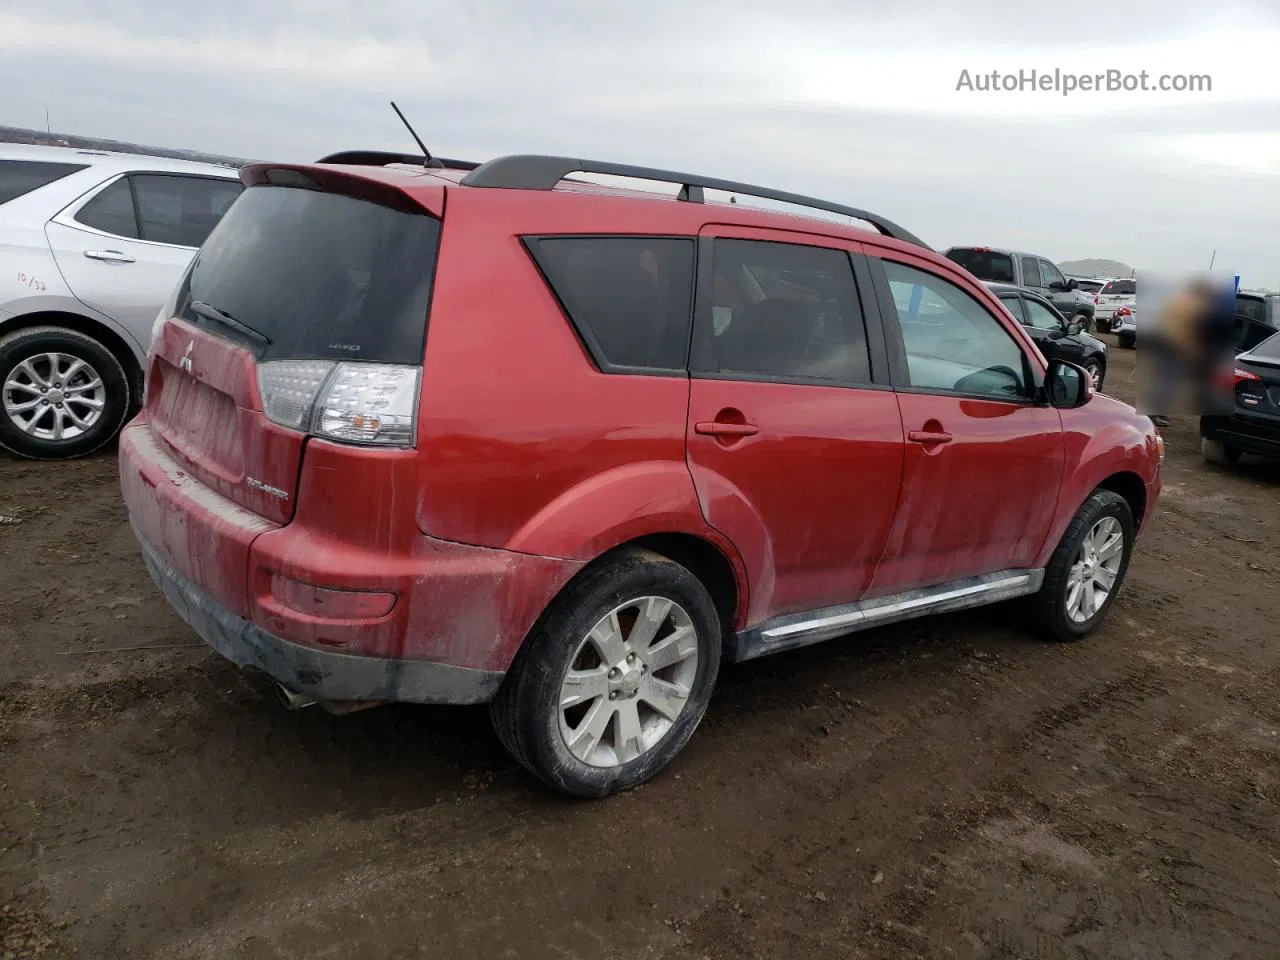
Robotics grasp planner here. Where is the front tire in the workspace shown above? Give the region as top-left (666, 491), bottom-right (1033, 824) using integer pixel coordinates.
top-left (1083, 358), bottom-right (1105, 391)
top-left (1117, 333), bottom-right (1135, 349)
top-left (490, 548), bottom-right (721, 798)
top-left (0, 327), bottom-right (130, 460)
top-left (1072, 312), bottom-right (1093, 334)
top-left (1028, 490), bottom-right (1134, 642)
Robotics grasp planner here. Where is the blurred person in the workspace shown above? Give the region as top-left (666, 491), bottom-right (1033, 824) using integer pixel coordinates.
top-left (1140, 274), bottom-right (1233, 425)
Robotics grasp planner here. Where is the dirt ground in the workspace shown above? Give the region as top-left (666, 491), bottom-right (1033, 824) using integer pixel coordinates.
top-left (2, 339), bottom-right (1278, 960)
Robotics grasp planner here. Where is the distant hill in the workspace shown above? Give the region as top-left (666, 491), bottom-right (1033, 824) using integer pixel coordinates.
top-left (0, 125), bottom-right (249, 168)
top-left (1059, 258), bottom-right (1133, 279)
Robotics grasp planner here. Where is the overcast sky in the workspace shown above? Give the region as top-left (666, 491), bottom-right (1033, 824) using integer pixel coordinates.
top-left (3, 0), bottom-right (1279, 283)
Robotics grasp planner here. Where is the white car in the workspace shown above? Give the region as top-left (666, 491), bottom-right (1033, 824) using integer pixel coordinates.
top-left (0, 144), bottom-right (243, 459)
top-left (1094, 277), bottom-right (1136, 323)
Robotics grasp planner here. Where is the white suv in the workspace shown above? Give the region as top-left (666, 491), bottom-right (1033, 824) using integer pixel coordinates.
top-left (0, 144), bottom-right (242, 459)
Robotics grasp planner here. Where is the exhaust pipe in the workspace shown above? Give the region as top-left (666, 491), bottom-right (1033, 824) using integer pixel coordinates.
top-left (273, 683), bottom-right (381, 715)
top-left (275, 684), bottom-right (318, 710)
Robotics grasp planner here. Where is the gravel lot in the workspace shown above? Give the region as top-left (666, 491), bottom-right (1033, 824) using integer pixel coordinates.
top-left (2, 338), bottom-right (1278, 960)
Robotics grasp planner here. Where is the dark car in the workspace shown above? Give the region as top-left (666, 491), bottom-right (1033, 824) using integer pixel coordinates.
top-left (946, 246), bottom-right (1096, 331)
top-left (1200, 330), bottom-right (1280, 466)
top-left (1232, 290), bottom-right (1280, 354)
top-left (986, 282), bottom-right (1109, 389)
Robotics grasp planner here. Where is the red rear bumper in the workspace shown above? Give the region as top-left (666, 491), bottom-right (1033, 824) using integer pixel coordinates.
top-left (119, 420), bottom-right (584, 701)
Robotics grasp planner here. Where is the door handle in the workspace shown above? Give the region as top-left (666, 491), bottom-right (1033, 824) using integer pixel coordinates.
top-left (695, 421), bottom-right (759, 438)
top-left (908, 430), bottom-right (953, 444)
top-left (84, 250), bottom-right (136, 263)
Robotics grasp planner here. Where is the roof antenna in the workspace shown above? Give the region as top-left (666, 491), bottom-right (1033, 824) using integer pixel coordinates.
top-left (390, 101), bottom-right (442, 168)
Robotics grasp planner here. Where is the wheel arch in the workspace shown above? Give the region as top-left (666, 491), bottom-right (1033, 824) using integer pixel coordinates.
top-left (510, 530), bottom-right (748, 671)
top-left (1096, 470), bottom-right (1147, 529)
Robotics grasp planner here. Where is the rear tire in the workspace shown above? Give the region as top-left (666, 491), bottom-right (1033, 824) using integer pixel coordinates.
top-left (1071, 312), bottom-right (1093, 334)
top-left (1027, 490), bottom-right (1134, 643)
top-left (0, 326), bottom-right (130, 460)
top-left (1117, 333), bottom-right (1135, 349)
top-left (1201, 436), bottom-right (1241, 467)
top-left (490, 548), bottom-right (721, 798)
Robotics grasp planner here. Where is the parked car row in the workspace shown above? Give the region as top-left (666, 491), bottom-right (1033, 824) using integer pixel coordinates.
top-left (5, 142), bottom-right (1165, 797)
top-left (943, 245), bottom-right (1097, 332)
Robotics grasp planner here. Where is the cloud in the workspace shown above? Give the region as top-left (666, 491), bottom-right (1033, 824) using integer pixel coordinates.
top-left (1, 0), bottom-right (1278, 282)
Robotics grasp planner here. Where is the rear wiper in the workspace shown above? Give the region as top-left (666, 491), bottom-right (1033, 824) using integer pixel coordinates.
top-left (190, 300), bottom-right (272, 345)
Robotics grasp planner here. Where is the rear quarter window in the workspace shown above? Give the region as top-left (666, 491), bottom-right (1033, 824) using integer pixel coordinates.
top-left (523, 236), bottom-right (695, 373)
top-left (0, 160), bottom-right (88, 206)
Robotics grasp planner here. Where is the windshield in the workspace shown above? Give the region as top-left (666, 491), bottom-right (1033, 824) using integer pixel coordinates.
top-left (176, 185), bottom-right (440, 364)
top-left (945, 248), bottom-right (1016, 284)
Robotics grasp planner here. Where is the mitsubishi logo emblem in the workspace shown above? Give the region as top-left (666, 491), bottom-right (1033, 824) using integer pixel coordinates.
top-left (179, 340), bottom-right (194, 372)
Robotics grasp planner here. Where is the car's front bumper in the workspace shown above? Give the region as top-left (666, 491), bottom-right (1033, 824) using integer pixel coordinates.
top-left (136, 526), bottom-right (505, 705)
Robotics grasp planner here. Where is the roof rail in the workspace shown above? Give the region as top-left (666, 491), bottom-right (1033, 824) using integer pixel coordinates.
top-left (317, 150), bottom-right (481, 171)
top-left (459, 154), bottom-right (929, 249)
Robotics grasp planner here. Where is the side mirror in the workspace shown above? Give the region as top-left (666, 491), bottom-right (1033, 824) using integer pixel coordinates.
top-left (1044, 359), bottom-right (1092, 409)
top-left (1067, 278), bottom-right (1079, 290)
top-left (1066, 321), bottom-right (1083, 336)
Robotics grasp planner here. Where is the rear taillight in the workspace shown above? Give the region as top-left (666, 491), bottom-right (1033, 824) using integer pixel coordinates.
top-left (1115, 306), bottom-right (1131, 317)
top-left (256, 360), bottom-right (420, 447)
top-left (1093, 294), bottom-right (1099, 304)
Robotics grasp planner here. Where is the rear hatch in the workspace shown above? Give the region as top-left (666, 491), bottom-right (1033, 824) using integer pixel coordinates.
top-left (1097, 278), bottom-right (1136, 311)
top-left (145, 165), bottom-right (444, 524)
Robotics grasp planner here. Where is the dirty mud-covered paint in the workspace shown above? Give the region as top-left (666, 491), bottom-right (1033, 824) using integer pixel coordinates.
top-left (149, 319), bottom-right (305, 526)
top-left (119, 421), bottom-right (276, 618)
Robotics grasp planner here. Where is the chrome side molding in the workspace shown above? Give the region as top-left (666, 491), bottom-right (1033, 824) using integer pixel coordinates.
top-left (728, 569), bottom-right (1044, 662)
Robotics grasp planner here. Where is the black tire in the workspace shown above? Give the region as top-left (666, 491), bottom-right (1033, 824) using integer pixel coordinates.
top-left (1201, 436), bottom-right (1241, 467)
top-left (1071, 312), bottom-right (1093, 334)
top-left (1083, 357), bottom-right (1105, 391)
top-left (0, 327), bottom-right (130, 460)
top-left (1117, 333), bottom-right (1135, 349)
top-left (1026, 490), bottom-right (1135, 643)
top-left (490, 548), bottom-right (722, 798)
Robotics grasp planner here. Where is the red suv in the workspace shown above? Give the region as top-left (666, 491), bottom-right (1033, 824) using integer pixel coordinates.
top-left (119, 151), bottom-right (1163, 798)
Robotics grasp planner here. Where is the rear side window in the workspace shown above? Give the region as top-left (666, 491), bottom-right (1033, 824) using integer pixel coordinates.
top-left (176, 185), bottom-right (440, 364)
top-left (695, 239), bottom-right (870, 385)
top-left (525, 236), bottom-right (695, 373)
top-left (945, 248), bottom-right (1016, 284)
top-left (132, 175), bottom-right (243, 248)
top-left (75, 179), bottom-right (140, 238)
top-left (1021, 257), bottom-right (1043, 287)
top-left (0, 160), bottom-right (87, 205)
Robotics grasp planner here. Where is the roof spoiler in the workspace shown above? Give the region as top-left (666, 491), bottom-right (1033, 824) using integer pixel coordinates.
top-left (316, 150), bottom-right (481, 171)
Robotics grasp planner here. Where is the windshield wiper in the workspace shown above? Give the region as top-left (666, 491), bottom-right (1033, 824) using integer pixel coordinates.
top-left (190, 300), bottom-right (272, 345)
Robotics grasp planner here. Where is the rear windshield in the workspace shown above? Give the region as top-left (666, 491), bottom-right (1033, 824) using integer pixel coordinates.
top-left (1250, 331), bottom-right (1280, 360)
top-left (0, 160), bottom-right (88, 205)
top-left (945, 248), bottom-right (1016, 284)
top-left (176, 184), bottom-right (440, 364)
top-left (1236, 295), bottom-right (1268, 324)
top-left (1101, 280), bottom-right (1135, 295)
top-left (1074, 279), bottom-right (1104, 293)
